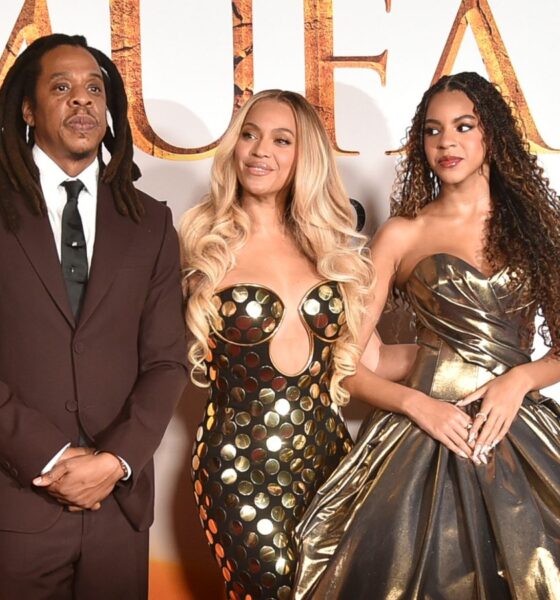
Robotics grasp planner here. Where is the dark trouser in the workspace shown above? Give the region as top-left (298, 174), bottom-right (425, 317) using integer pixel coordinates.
top-left (0, 495), bottom-right (148, 600)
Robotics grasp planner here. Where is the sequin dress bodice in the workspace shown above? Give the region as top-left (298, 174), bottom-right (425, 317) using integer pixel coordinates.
top-left (192, 281), bottom-right (352, 600)
top-left (208, 281), bottom-right (347, 397)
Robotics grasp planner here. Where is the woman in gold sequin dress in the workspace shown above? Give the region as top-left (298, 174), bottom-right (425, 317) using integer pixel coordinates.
top-left (180, 90), bottom-right (374, 600)
top-left (293, 72), bottom-right (560, 599)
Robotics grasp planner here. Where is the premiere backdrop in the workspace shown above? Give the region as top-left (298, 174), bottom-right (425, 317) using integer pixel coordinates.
top-left (1, 2), bottom-right (559, 599)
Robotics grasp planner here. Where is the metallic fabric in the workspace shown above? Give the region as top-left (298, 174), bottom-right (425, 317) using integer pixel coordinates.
top-left (293, 254), bottom-right (560, 600)
top-left (192, 281), bottom-right (352, 600)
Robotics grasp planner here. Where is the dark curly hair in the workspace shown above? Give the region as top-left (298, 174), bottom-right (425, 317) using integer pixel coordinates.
top-left (0, 33), bottom-right (144, 231)
top-left (390, 71), bottom-right (560, 351)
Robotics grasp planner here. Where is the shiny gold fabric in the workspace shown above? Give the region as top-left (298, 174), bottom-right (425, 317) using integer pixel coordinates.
top-left (191, 281), bottom-right (352, 600)
top-left (293, 254), bottom-right (560, 600)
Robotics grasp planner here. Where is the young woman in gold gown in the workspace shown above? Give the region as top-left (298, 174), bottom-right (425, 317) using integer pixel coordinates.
top-left (293, 72), bottom-right (560, 600)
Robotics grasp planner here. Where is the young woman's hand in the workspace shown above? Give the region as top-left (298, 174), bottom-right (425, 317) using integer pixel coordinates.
top-left (405, 391), bottom-right (474, 458)
top-left (457, 369), bottom-right (530, 463)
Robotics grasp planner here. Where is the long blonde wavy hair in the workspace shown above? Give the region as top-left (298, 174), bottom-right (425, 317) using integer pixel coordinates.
top-left (180, 89), bottom-right (373, 406)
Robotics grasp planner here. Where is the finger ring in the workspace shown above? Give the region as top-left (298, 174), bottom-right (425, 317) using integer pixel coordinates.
top-left (465, 423), bottom-right (473, 430)
top-left (475, 411), bottom-right (488, 423)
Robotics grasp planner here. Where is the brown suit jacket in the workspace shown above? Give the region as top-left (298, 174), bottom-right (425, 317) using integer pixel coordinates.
top-left (0, 181), bottom-right (188, 533)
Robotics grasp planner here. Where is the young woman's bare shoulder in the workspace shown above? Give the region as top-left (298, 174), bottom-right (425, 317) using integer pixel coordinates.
top-left (372, 216), bottom-right (423, 255)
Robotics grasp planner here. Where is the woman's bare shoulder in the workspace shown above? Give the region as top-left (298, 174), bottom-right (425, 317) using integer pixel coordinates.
top-left (372, 215), bottom-right (424, 254)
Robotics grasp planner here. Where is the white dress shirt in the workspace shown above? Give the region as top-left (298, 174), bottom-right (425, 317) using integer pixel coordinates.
top-left (33, 146), bottom-right (130, 480)
top-left (33, 145), bottom-right (98, 270)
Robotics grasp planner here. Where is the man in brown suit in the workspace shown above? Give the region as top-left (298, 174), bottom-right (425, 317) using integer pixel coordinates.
top-left (0, 34), bottom-right (187, 599)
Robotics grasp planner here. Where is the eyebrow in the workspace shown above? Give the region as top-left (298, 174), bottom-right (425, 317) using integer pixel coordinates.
top-left (424, 114), bottom-right (477, 124)
top-left (48, 71), bottom-right (104, 81)
top-left (243, 121), bottom-right (295, 136)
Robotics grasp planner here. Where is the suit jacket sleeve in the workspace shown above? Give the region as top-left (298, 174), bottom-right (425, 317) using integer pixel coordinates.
top-left (95, 206), bottom-right (188, 481)
top-left (0, 381), bottom-right (70, 485)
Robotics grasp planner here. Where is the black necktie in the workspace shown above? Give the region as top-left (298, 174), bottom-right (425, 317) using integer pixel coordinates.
top-left (61, 179), bottom-right (88, 319)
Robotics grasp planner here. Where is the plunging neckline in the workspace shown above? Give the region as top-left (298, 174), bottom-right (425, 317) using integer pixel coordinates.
top-left (212, 279), bottom-right (340, 377)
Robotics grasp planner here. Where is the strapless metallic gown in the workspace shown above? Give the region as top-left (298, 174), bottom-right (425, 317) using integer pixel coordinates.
top-left (191, 281), bottom-right (352, 600)
top-left (293, 254), bottom-right (560, 600)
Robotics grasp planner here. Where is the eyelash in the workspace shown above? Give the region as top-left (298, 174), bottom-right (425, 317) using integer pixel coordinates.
top-left (53, 83), bottom-right (102, 93)
top-left (424, 123), bottom-right (474, 136)
top-left (240, 132), bottom-right (292, 145)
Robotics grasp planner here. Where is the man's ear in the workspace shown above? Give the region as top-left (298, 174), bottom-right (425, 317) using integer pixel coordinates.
top-left (22, 97), bottom-right (35, 127)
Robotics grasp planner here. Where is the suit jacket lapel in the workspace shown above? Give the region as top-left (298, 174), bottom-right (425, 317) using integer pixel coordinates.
top-left (78, 182), bottom-right (137, 328)
top-left (13, 198), bottom-right (75, 327)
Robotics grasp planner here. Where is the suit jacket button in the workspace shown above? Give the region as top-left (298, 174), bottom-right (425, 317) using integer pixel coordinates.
top-left (65, 400), bottom-right (78, 412)
top-left (73, 342), bottom-right (84, 354)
